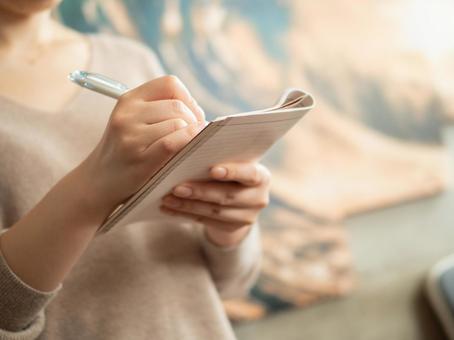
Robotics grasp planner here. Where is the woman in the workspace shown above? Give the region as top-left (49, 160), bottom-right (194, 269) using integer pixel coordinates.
top-left (0, 1), bottom-right (269, 339)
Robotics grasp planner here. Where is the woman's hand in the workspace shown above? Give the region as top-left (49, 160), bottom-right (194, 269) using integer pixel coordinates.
top-left (160, 162), bottom-right (271, 248)
top-left (78, 75), bottom-right (206, 214)
top-left (0, 76), bottom-right (206, 293)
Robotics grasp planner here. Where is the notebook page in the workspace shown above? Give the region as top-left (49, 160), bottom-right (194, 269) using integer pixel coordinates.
top-left (99, 90), bottom-right (314, 232)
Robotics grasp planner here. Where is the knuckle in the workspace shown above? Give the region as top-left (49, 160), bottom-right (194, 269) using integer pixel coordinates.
top-left (218, 197), bottom-right (228, 206)
top-left (170, 99), bottom-right (185, 114)
top-left (109, 114), bottom-right (126, 132)
top-left (181, 124), bottom-right (198, 141)
top-left (159, 138), bottom-right (179, 155)
top-left (225, 166), bottom-right (235, 180)
top-left (211, 206), bottom-right (222, 216)
top-left (162, 75), bottom-right (181, 92)
top-left (192, 187), bottom-right (206, 201)
top-left (179, 199), bottom-right (190, 210)
top-left (171, 118), bottom-right (187, 132)
top-left (257, 195), bottom-right (270, 208)
top-left (188, 186), bottom-right (199, 199)
top-left (190, 124), bottom-right (201, 136)
top-left (220, 193), bottom-right (235, 206)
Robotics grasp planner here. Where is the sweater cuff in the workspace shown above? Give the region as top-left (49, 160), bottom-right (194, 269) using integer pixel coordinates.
top-left (0, 312), bottom-right (46, 340)
top-left (200, 224), bottom-right (260, 261)
top-left (0, 245), bottom-right (60, 332)
top-left (200, 224), bottom-right (261, 296)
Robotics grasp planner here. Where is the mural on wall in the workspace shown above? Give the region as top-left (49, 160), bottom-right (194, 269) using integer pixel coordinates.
top-left (58, 0), bottom-right (453, 320)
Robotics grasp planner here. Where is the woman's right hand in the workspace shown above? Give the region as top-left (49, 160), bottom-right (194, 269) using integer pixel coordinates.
top-left (78, 75), bottom-right (206, 214)
top-left (0, 76), bottom-right (207, 294)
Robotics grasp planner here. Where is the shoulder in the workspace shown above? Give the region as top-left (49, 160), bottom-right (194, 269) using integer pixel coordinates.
top-left (87, 34), bottom-right (165, 87)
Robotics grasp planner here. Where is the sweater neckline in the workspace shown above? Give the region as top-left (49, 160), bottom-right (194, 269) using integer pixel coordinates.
top-left (0, 34), bottom-right (96, 117)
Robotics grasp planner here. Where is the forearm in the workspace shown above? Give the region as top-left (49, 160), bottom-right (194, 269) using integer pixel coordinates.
top-left (0, 163), bottom-right (113, 292)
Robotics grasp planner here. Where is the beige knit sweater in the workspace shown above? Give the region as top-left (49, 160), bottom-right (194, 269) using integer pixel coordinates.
top-left (0, 34), bottom-right (261, 340)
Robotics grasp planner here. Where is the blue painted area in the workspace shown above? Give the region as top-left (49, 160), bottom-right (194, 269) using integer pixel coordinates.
top-left (59, 0), bottom-right (442, 142)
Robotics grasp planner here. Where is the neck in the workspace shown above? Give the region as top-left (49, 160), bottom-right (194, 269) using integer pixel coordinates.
top-left (0, 9), bottom-right (57, 52)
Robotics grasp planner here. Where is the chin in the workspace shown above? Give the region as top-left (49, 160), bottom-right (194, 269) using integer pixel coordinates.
top-left (0, 0), bottom-right (62, 16)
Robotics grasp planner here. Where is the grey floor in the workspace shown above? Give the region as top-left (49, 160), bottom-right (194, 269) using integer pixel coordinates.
top-left (235, 127), bottom-right (454, 340)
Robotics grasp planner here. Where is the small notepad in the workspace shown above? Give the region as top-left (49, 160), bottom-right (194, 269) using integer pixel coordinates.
top-left (98, 89), bottom-right (315, 233)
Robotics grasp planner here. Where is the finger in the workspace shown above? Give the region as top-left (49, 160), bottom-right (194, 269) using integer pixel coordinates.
top-left (122, 75), bottom-right (205, 122)
top-left (136, 118), bottom-right (188, 148)
top-left (135, 99), bottom-right (198, 125)
top-left (143, 121), bottom-right (203, 159)
top-left (210, 163), bottom-right (271, 187)
top-left (161, 195), bottom-right (258, 226)
top-left (172, 181), bottom-right (269, 208)
top-left (160, 206), bottom-right (247, 232)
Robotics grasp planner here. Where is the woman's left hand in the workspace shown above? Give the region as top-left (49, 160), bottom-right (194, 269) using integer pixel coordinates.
top-left (160, 162), bottom-right (271, 247)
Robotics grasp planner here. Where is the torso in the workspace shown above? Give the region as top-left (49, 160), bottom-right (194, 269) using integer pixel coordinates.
top-left (0, 33), bottom-right (236, 340)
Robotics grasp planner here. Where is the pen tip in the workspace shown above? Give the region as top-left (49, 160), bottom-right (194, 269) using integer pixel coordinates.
top-left (68, 70), bottom-right (87, 85)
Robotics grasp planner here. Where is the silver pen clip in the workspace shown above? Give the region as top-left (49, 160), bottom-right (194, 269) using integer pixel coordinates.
top-left (68, 70), bottom-right (129, 99)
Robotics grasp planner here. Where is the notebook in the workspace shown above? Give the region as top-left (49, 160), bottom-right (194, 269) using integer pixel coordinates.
top-left (98, 89), bottom-right (315, 233)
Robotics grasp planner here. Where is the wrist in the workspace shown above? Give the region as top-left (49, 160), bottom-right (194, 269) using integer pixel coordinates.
top-left (63, 163), bottom-right (117, 227)
top-left (204, 224), bottom-right (252, 248)
top-left (0, 162), bottom-right (117, 292)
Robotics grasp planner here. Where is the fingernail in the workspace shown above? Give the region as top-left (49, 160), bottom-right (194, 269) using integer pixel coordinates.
top-left (162, 196), bottom-right (182, 208)
top-left (173, 185), bottom-right (192, 198)
top-left (212, 166), bottom-right (227, 179)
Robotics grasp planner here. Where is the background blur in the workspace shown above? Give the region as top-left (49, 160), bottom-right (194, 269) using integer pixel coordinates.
top-left (58, 1), bottom-right (454, 339)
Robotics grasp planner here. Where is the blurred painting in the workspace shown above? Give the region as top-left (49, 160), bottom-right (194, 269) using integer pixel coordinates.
top-left (58, 0), bottom-right (453, 320)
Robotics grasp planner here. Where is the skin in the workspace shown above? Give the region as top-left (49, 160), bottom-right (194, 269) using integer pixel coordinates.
top-left (162, 163), bottom-right (270, 247)
top-left (0, 1), bottom-right (270, 292)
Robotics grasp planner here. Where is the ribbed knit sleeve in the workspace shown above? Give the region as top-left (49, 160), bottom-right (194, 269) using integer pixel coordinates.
top-left (0, 312), bottom-right (46, 340)
top-left (0, 236), bottom-right (60, 338)
top-left (200, 224), bottom-right (262, 299)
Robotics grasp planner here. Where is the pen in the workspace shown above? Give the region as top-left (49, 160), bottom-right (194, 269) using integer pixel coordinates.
top-left (68, 70), bottom-right (129, 99)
